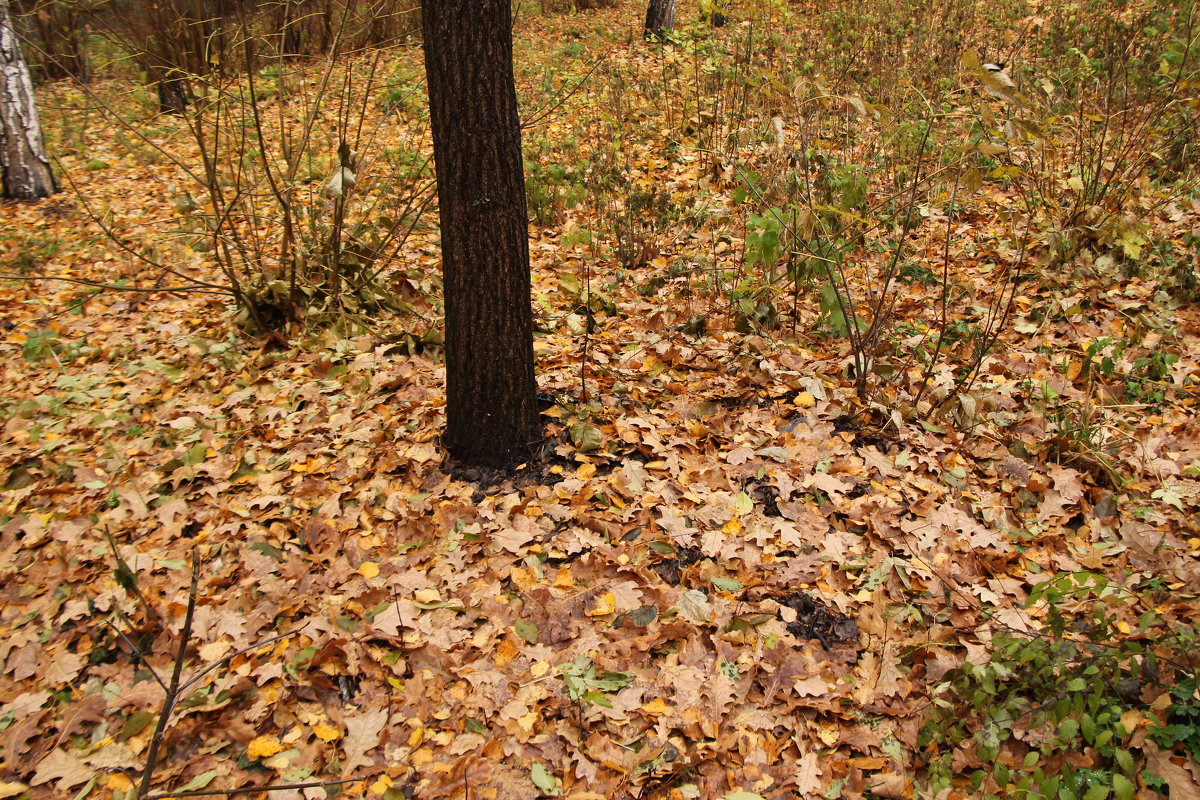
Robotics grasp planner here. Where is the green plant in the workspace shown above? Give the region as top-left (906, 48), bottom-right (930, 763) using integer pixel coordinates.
top-left (8, 234), bottom-right (62, 274)
top-left (558, 656), bottom-right (635, 718)
top-left (1149, 676), bottom-right (1200, 762)
top-left (525, 149), bottom-right (587, 226)
top-left (920, 572), bottom-right (1198, 799)
top-left (21, 329), bottom-right (60, 363)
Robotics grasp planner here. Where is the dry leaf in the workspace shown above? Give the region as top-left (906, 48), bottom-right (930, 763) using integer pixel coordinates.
top-left (342, 707), bottom-right (388, 773)
top-left (30, 748), bottom-right (92, 791)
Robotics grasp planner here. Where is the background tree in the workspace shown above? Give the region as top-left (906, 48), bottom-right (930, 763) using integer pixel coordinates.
top-left (422, 0), bottom-right (540, 467)
top-left (644, 0), bottom-right (676, 40)
top-left (0, 0), bottom-right (55, 199)
top-left (12, 0), bottom-right (92, 82)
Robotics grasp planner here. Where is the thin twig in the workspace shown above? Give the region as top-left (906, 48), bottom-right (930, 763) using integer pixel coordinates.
top-left (103, 618), bottom-right (169, 695)
top-left (137, 550), bottom-right (201, 799)
top-left (142, 774), bottom-right (376, 800)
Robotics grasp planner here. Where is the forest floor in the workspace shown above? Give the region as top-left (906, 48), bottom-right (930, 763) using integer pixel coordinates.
top-left (2, 2), bottom-right (1200, 799)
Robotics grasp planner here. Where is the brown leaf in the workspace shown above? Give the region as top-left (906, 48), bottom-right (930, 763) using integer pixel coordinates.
top-left (54, 694), bottom-right (106, 747)
top-left (3, 690), bottom-right (50, 719)
top-left (341, 707), bottom-right (388, 774)
top-left (794, 751), bottom-right (823, 794)
top-left (41, 650), bottom-right (86, 687)
top-left (428, 755), bottom-right (495, 798)
top-left (31, 748), bottom-right (93, 791)
top-left (1144, 740), bottom-right (1200, 800)
top-left (2, 708), bottom-right (51, 770)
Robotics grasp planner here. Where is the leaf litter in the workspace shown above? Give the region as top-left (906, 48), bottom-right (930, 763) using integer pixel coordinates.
top-left (2, 2), bottom-right (1200, 799)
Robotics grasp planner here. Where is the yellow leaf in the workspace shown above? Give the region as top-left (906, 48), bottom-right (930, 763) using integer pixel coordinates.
top-left (106, 774), bottom-right (133, 792)
top-left (495, 637), bottom-right (519, 666)
top-left (369, 775), bottom-right (394, 795)
top-left (407, 726), bottom-right (425, 748)
top-left (816, 724), bottom-right (839, 746)
top-left (247, 735), bottom-right (284, 759)
top-left (312, 723), bottom-right (340, 742)
top-left (641, 698), bottom-right (668, 714)
top-left (0, 782), bottom-right (29, 799)
top-left (1120, 709), bottom-right (1146, 731)
top-left (357, 562), bottom-right (380, 579)
top-left (794, 391), bottom-right (816, 408)
top-left (587, 592), bottom-right (616, 616)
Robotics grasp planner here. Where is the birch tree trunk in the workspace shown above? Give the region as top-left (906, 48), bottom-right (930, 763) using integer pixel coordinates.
top-left (644, 0), bottom-right (676, 40)
top-left (0, 0), bottom-right (55, 200)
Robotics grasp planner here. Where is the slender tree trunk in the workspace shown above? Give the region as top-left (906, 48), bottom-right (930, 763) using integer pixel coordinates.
top-left (644, 0), bottom-right (676, 40)
top-left (422, 0), bottom-right (540, 468)
top-left (0, 0), bottom-right (55, 200)
top-left (13, 0), bottom-right (90, 82)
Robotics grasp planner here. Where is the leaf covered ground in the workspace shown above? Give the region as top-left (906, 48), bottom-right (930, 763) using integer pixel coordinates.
top-left (3, 2), bottom-right (1200, 799)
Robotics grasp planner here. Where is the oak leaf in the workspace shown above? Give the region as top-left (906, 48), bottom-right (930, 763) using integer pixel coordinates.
top-left (31, 748), bottom-right (92, 791)
top-left (794, 752), bottom-right (823, 794)
top-left (342, 707), bottom-right (388, 773)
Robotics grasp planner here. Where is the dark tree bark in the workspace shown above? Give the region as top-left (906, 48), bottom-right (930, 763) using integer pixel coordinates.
top-left (422, 0), bottom-right (540, 468)
top-left (644, 0), bottom-right (676, 40)
top-left (156, 74), bottom-right (189, 115)
top-left (707, 1), bottom-right (728, 27)
top-left (0, 0), bottom-right (56, 200)
top-left (13, 0), bottom-right (90, 82)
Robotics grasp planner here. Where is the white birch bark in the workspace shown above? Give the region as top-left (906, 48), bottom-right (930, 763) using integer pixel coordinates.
top-left (0, 0), bottom-right (56, 200)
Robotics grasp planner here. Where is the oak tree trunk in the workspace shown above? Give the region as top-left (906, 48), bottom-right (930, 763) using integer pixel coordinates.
top-left (422, 0), bottom-right (540, 468)
top-left (0, 0), bottom-right (55, 200)
top-left (644, 0), bottom-right (676, 40)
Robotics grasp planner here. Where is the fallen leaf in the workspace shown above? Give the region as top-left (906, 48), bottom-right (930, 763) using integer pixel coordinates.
top-left (677, 589), bottom-right (711, 623)
top-left (246, 735), bottom-right (284, 759)
top-left (30, 748), bottom-right (92, 791)
top-left (794, 752), bottom-right (823, 793)
top-left (0, 782), bottom-right (30, 799)
top-left (312, 722), bottom-right (340, 742)
top-left (342, 707), bottom-right (388, 773)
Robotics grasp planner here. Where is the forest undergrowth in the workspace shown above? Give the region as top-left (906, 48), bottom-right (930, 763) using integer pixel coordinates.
top-left (1, 1), bottom-right (1200, 798)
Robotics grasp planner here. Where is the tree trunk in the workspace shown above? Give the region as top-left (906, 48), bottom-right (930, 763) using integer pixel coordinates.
top-left (422, 0), bottom-right (540, 468)
top-left (0, 0), bottom-right (55, 200)
top-left (13, 0), bottom-right (91, 82)
top-left (644, 0), bottom-right (676, 40)
top-left (157, 74), bottom-right (189, 115)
